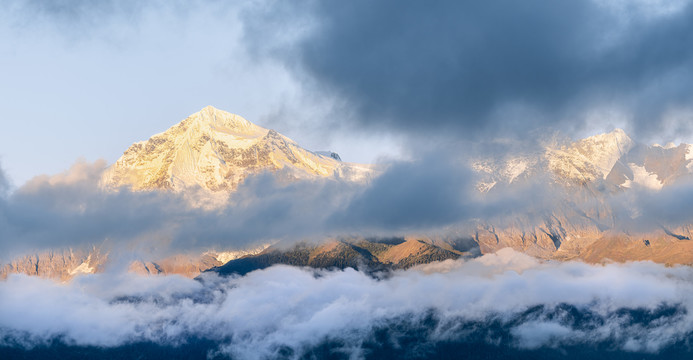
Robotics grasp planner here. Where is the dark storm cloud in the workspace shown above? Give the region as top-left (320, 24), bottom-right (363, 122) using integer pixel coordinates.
top-left (245, 0), bottom-right (693, 139)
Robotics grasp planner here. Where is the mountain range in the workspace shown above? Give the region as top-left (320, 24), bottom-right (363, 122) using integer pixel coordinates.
top-left (4, 107), bottom-right (693, 280)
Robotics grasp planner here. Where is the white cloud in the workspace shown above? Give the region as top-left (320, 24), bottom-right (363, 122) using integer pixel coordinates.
top-left (1, 250), bottom-right (692, 357)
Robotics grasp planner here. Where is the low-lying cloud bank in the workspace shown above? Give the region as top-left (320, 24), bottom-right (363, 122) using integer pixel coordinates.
top-left (4, 150), bottom-right (693, 262)
top-left (1, 249), bottom-right (692, 358)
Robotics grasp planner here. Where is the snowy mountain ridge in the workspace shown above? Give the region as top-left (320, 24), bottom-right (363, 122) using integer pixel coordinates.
top-left (474, 128), bottom-right (693, 192)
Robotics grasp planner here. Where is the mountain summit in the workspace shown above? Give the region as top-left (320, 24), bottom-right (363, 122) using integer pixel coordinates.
top-left (102, 106), bottom-right (373, 194)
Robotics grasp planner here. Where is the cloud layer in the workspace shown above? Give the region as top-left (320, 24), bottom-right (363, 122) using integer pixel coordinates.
top-left (1, 249), bottom-right (693, 358)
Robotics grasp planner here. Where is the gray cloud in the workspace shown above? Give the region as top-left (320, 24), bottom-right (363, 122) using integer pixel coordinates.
top-left (1, 249), bottom-right (692, 357)
top-left (244, 0), bottom-right (693, 141)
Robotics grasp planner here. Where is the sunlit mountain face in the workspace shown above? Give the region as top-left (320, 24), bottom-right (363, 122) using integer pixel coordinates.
top-left (4, 1), bottom-right (693, 359)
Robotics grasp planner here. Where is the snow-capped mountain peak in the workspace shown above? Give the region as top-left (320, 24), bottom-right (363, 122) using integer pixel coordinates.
top-left (101, 107), bottom-right (373, 196)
